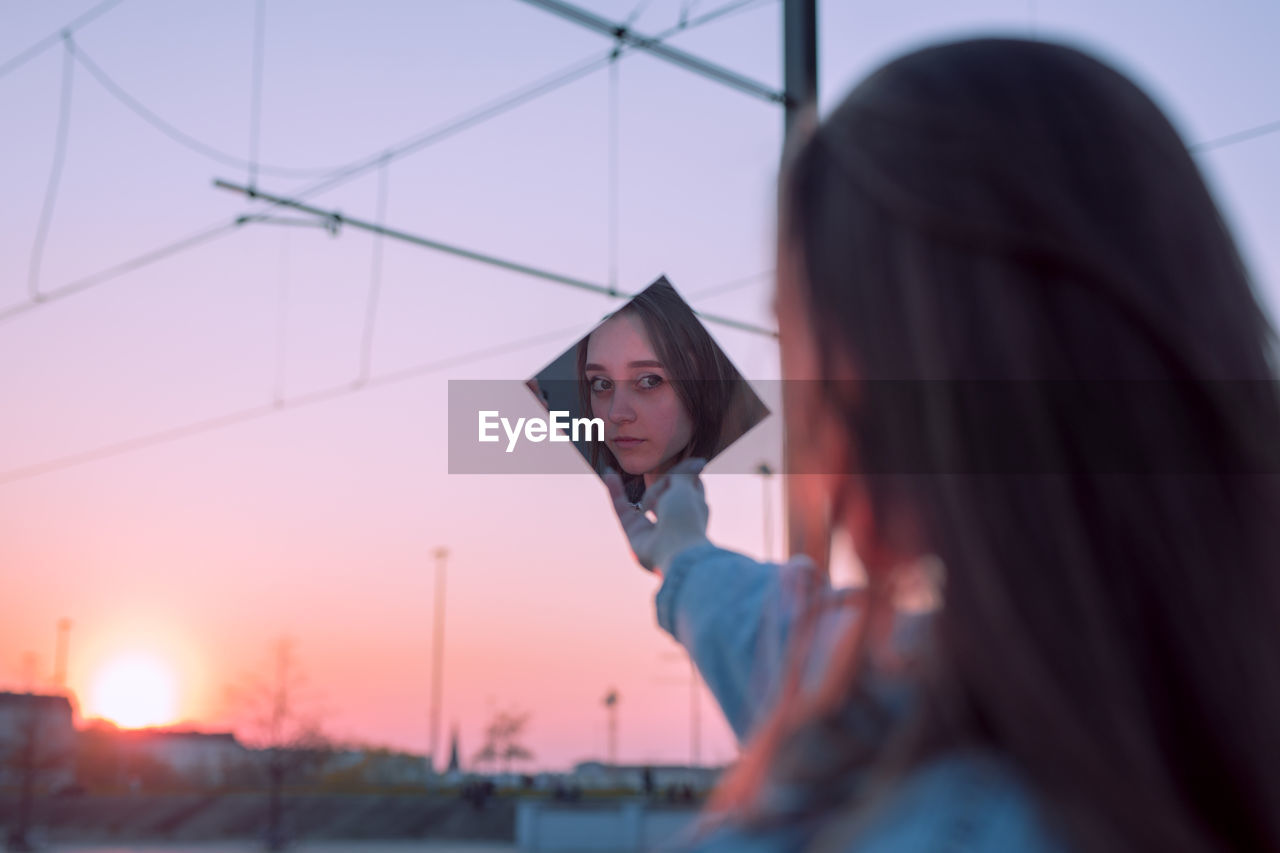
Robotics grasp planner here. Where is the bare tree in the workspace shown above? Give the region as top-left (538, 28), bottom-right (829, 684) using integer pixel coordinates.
top-left (472, 709), bottom-right (534, 776)
top-left (227, 638), bottom-right (332, 852)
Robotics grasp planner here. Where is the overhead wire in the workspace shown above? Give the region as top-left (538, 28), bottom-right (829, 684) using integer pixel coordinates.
top-left (1190, 118), bottom-right (1280, 154)
top-left (0, 319), bottom-right (599, 487)
top-left (0, 263), bottom-right (768, 486)
top-left (608, 46), bottom-right (622, 292)
top-left (0, 0), bottom-right (778, 329)
top-left (66, 38), bottom-right (345, 179)
top-left (356, 157), bottom-right (391, 386)
top-left (237, 0), bottom-right (782, 221)
top-left (216, 178), bottom-right (779, 338)
top-left (0, 220), bottom-right (244, 325)
top-left (0, 0), bottom-right (779, 487)
top-left (625, 0), bottom-right (656, 27)
top-left (28, 36), bottom-right (75, 301)
top-left (676, 0), bottom-right (772, 30)
top-left (0, 0), bottom-right (126, 82)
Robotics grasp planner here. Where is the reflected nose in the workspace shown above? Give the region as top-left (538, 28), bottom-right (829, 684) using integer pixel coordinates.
top-left (608, 390), bottom-right (636, 425)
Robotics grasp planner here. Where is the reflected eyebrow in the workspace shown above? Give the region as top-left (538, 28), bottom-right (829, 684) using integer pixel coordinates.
top-left (584, 360), bottom-right (665, 371)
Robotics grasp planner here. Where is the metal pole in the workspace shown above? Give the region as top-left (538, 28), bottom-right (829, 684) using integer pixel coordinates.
top-left (782, 0), bottom-right (817, 561)
top-left (428, 547), bottom-right (448, 772)
top-left (783, 0), bottom-right (818, 140)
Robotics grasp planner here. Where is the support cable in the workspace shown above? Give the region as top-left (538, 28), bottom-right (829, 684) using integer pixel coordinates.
top-left (240, 0), bottom-right (780, 221)
top-left (356, 157), bottom-right (391, 386)
top-left (0, 0), bottom-right (126, 82)
top-left (28, 36), bottom-right (75, 301)
top-left (514, 0), bottom-right (785, 106)
top-left (608, 46), bottom-right (621, 293)
top-left (67, 39), bottom-right (341, 179)
top-left (0, 0), bottom-right (776, 329)
top-left (1191, 119), bottom-right (1280, 154)
top-left (0, 321), bottom-right (596, 487)
top-left (1, 220), bottom-right (244, 326)
top-left (216, 178), bottom-right (779, 339)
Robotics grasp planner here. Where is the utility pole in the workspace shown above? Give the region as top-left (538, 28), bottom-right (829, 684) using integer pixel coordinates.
top-left (782, 0), bottom-right (817, 563)
top-left (428, 547), bottom-right (448, 772)
top-left (603, 688), bottom-right (619, 765)
top-left (783, 0), bottom-right (818, 140)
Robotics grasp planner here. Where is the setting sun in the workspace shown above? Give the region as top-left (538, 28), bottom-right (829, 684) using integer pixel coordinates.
top-left (89, 654), bottom-right (180, 729)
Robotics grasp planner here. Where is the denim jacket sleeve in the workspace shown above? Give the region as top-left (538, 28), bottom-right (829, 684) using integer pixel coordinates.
top-left (654, 543), bottom-right (825, 744)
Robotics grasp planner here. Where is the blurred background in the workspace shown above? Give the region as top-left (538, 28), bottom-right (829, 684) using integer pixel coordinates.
top-left (0, 0), bottom-right (1277, 846)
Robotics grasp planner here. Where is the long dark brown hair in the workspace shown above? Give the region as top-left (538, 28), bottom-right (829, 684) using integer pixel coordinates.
top-left (721, 38), bottom-right (1280, 851)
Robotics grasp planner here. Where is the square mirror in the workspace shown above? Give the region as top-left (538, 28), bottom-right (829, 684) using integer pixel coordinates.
top-left (527, 276), bottom-right (769, 503)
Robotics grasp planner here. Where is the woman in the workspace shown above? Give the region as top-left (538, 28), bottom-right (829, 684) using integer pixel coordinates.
top-left (606, 38), bottom-right (1280, 851)
top-left (579, 278), bottom-right (761, 504)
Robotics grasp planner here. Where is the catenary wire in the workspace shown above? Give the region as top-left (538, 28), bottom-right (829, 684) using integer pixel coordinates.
top-left (237, 0), bottom-right (781, 221)
top-left (1190, 118), bottom-right (1280, 154)
top-left (28, 38), bottom-right (75, 301)
top-left (66, 39), bottom-right (346, 179)
top-left (0, 321), bottom-right (598, 487)
top-left (0, 0), bottom-right (126, 82)
top-left (216, 178), bottom-right (779, 339)
top-left (356, 157), bottom-right (391, 385)
top-left (0, 220), bottom-right (244, 325)
top-left (0, 0), bottom-right (775, 328)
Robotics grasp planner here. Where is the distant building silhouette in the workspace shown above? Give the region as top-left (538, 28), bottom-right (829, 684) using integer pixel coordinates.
top-left (0, 692), bottom-right (76, 790)
top-left (118, 728), bottom-right (249, 788)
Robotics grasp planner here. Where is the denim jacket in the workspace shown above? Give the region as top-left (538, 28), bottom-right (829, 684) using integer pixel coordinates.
top-left (654, 543), bottom-right (1067, 852)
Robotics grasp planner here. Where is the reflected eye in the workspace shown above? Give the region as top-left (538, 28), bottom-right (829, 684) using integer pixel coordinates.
top-left (589, 376), bottom-right (612, 394)
top-left (637, 374), bottom-right (664, 390)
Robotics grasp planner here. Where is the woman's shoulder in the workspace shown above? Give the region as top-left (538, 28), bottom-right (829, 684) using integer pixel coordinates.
top-left (827, 751), bottom-right (1067, 852)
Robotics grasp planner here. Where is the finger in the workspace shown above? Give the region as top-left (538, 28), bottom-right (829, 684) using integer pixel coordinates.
top-left (644, 458), bottom-right (706, 511)
top-left (640, 474), bottom-right (674, 514)
top-left (605, 467), bottom-right (656, 540)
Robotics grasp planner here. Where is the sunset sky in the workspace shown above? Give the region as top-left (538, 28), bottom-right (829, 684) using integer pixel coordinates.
top-left (2, 0), bottom-right (1278, 770)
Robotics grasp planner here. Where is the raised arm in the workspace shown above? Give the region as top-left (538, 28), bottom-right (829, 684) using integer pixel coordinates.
top-left (604, 459), bottom-right (844, 745)
top-left (656, 543), bottom-right (828, 743)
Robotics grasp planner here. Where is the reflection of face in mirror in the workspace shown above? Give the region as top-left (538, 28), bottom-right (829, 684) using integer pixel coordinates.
top-left (528, 276), bottom-right (768, 504)
top-left (583, 311), bottom-right (695, 489)
top-left (568, 278), bottom-right (767, 504)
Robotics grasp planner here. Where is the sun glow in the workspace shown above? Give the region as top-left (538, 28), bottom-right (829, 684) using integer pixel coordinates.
top-left (89, 654), bottom-right (180, 728)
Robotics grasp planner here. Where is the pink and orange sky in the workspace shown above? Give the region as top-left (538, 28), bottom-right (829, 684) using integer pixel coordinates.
top-left (2, 0), bottom-right (1278, 770)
